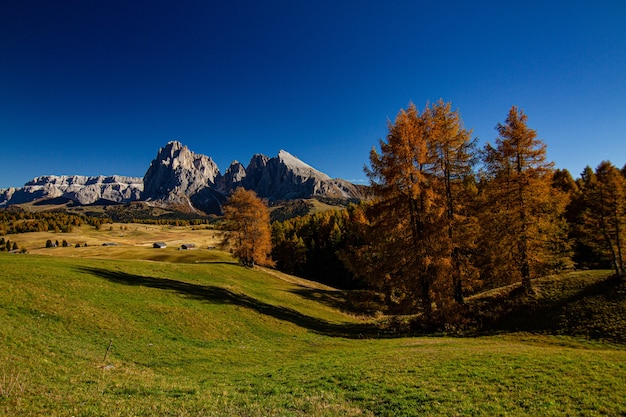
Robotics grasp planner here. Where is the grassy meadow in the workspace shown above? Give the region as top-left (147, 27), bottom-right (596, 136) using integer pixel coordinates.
top-left (7, 223), bottom-right (227, 263)
top-left (1, 226), bottom-right (626, 416)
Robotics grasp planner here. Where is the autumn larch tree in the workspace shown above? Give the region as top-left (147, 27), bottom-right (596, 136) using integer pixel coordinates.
top-left (364, 101), bottom-right (477, 316)
top-left (569, 166), bottom-right (603, 269)
top-left (480, 106), bottom-right (570, 293)
top-left (425, 100), bottom-right (478, 304)
top-left (578, 161), bottom-right (626, 275)
top-left (223, 188), bottom-right (274, 268)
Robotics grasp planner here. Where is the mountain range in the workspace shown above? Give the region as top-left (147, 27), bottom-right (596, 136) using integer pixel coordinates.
top-left (0, 141), bottom-right (365, 214)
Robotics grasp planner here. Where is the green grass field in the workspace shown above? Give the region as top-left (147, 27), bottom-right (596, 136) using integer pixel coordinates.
top-left (1, 250), bottom-right (625, 416)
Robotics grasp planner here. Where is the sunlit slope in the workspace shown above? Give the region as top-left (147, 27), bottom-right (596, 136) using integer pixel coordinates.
top-left (0, 253), bottom-right (370, 414)
top-left (7, 223), bottom-right (226, 260)
top-left (0, 253), bottom-right (362, 343)
top-left (1, 253), bottom-right (625, 416)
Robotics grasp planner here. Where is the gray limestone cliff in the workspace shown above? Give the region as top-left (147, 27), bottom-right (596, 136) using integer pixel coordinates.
top-left (0, 141), bottom-right (365, 213)
top-left (141, 143), bottom-right (363, 213)
top-left (0, 175), bottom-right (143, 207)
top-left (141, 141), bottom-right (223, 213)
top-left (240, 150), bottom-right (362, 200)
top-left (216, 161), bottom-right (246, 193)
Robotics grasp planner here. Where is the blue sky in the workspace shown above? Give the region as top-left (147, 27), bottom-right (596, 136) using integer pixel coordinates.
top-left (1, 0), bottom-right (625, 189)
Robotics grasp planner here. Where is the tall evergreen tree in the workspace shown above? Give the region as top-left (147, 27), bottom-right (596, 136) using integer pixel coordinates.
top-left (480, 106), bottom-right (569, 292)
top-left (552, 169), bottom-right (578, 195)
top-left (570, 166), bottom-right (604, 269)
top-left (366, 103), bottom-right (439, 314)
top-left (272, 209), bottom-right (358, 288)
top-left (579, 161), bottom-right (626, 275)
top-left (425, 100), bottom-right (478, 304)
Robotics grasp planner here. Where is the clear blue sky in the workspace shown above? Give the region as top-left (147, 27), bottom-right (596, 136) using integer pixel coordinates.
top-left (1, 0), bottom-right (625, 189)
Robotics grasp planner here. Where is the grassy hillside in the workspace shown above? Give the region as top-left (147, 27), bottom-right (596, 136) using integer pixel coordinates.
top-left (269, 198), bottom-right (345, 222)
top-left (1, 252), bottom-right (625, 416)
top-left (468, 270), bottom-right (626, 344)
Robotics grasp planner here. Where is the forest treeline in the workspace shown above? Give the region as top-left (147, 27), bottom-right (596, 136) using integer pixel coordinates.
top-left (272, 101), bottom-right (626, 321)
top-left (0, 207), bottom-right (215, 235)
top-left (0, 209), bottom-right (94, 234)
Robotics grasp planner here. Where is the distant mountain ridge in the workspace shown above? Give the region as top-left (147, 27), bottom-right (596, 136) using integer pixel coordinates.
top-left (0, 141), bottom-right (365, 213)
top-left (0, 175), bottom-right (143, 206)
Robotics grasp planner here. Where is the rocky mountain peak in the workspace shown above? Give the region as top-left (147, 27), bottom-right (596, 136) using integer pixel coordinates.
top-left (277, 150), bottom-right (331, 181)
top-left (161, 140), bottom-right (183, 155)
top-left (238, 149), bottom-right (357, 201)
top-left (0, 141), bottom-right (365, 213)
top-left (141, 141), bottom-right (223, 213)
top-left (142, 141), bottom-right (220, 201)
top-left (246, 154), bottom-right (270, 171)
top-left (225, 161), bottom-right (246, 183)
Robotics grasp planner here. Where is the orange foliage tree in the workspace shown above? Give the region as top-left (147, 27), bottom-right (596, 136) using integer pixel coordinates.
top-left (578, 161), bottom-right (626, 275)
top-left (479, 106), bottom-right (570, 292)
top-left (365, 101), bottom-right (477, 316)
top-left (223, 188), bottom-right (274, 267)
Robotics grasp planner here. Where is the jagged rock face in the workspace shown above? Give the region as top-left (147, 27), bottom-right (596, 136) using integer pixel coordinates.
top-left (0, 141), bottom-right (364, 212)
top-left (141, 145), bottom-right (363, 212)
top-left (240, 150), bottom-right (362, 200)
top-left (142, 141), bottom-right (222, 213)
top-left (216, 161), bottom-right (246, 193)
top-left (0, 175), bottom-right (143, 207)
top-left (0, 188), bottom-right (16, 205)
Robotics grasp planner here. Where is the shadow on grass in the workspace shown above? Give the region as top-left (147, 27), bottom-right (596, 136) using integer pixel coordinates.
top-left (290, 288), bottom-right (386, 317)
top-left (78, 267), bottom-right (393, 339)
top-left (474, 273), bottom-right (626, 344)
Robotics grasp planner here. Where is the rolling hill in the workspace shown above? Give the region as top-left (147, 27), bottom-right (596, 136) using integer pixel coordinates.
top-left (1, 244), bottom-right (625, 415)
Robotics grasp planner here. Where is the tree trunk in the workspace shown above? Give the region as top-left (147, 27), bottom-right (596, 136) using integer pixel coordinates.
top-left (517, 155), bottom-right (532, 293)
top-left (612, 208), bottom-right (625, 275)
top-left (598, 188), bottom-right (620, 275)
